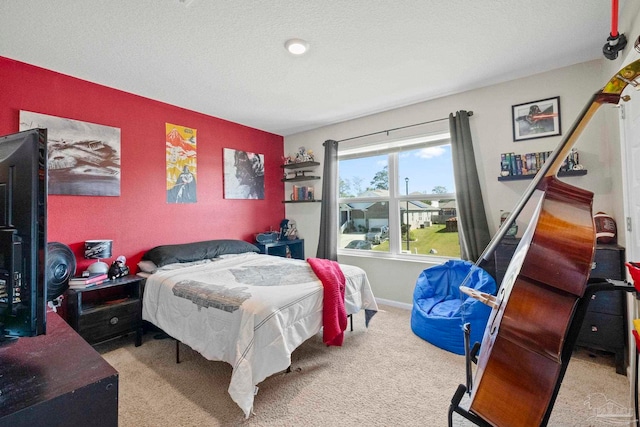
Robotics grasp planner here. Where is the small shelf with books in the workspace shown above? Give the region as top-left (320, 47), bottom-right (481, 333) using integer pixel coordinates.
top-left (498, 149), bottom-right (586, 181)
top-left (287, 184), bottom-right (318, 202)
top-left (498, 169), bottom-right (587, 181)
top-left (282, 160), bottom-right (321, 203)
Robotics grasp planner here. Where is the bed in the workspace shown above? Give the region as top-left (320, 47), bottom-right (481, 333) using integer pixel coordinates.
top-left (138, 239), bottom-right (378, 418)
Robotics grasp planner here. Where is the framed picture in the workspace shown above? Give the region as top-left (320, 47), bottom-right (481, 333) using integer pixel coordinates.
top-left (223, 148), bottom-right (265, 199)
top-left (19, 111), bottom-right (121, 196)
top-left (512, 96), bottom-right (561, 141)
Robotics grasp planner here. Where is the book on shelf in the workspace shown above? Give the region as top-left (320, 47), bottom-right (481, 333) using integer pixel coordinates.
top-left (290, 184), bottom-right (315, 201)
top-left (68, 273), bottom-right (109, 288)
top-left (499, 149), bottom-right (580, 177)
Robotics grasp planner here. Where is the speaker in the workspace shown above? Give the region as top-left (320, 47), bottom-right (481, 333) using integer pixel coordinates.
top-left (46, 242), bottom-right (76, 300)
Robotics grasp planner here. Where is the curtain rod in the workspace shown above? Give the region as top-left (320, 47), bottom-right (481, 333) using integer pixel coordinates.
top-left (334, 111), bottom-right (473, 144)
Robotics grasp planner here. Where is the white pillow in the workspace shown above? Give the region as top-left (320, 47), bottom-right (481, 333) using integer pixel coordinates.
top-left (137, 260), bottom-right (158, 274)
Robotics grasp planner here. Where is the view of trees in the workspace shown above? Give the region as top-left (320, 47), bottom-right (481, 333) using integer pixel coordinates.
top-left (340, 165), bottom-right (449, 198)
top-left (340, 166), bottom-right (388, 197)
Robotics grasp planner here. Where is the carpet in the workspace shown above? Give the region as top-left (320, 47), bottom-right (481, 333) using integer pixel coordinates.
top-left (97, 305), bottom-right (631, 426)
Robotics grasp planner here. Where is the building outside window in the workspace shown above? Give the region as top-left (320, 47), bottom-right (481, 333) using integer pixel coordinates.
top-left (338, 133), bottom-right (460, 258)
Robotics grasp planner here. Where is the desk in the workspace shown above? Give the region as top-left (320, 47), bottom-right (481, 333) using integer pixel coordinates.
top-left (0, 311), bottom-right (118, 427)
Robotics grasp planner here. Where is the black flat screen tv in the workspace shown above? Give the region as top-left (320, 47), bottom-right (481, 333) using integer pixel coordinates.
top-left (0, 128), bottom-right (47, 340)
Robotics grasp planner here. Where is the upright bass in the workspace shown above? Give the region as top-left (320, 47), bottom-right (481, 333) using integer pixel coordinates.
top-left (459, 59), bottom-right (640, 427)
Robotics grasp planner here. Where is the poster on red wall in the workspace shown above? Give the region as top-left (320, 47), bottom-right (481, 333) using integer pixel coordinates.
top-left (19, 111), bottom-right (121, 196)
top-left (223, 148), bottom-right (265, 199)
top-left (166, 123), bottom-right (197, 204)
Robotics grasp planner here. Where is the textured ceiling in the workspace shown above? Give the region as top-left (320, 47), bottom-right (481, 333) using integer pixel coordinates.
top-left (0, 1), bottom-right (623, 136)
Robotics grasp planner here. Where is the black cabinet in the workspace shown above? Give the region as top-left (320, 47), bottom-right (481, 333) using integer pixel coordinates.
top-left (577, 244), bottom-right (626, 374)
top-left (255, 239), bottom-right (304, 260)
top-left (493, 236), bottom-right (519, 285)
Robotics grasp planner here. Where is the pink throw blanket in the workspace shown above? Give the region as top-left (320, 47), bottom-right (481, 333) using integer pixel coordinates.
top-left (307, 257), bottom-right (347, 346)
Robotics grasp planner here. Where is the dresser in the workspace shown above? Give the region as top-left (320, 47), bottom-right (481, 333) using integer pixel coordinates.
top-left (0, 311), bottom-right (118, 426)
top-left (494, 240), bottom-right (627, 374)
top-left (576, 244), bottom-right (627, 374)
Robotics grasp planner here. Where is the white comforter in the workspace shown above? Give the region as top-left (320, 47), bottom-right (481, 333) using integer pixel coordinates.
top-left (141, 252), bottom-right (378, 417)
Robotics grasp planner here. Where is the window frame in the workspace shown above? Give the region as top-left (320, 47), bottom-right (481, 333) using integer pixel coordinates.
top-left (337, 132), bottom-right (460, 261)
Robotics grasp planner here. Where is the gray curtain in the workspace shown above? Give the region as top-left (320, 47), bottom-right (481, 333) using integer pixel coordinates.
top-left (316, 139), bottom-right (339, 260)
top-left (449, 111), bottom-right (490, 262)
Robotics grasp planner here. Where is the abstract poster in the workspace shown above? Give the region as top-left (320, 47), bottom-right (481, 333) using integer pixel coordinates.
top-left (223, 148), bottom-right (265, 199)
top-left (166, 123), bottom-right (197, 204)
top-left (19, 111), bottom-right (121, 196)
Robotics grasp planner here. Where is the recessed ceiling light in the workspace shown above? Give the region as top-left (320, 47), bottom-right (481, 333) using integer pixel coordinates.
top-left (285, 39), bottom-right (309, 55)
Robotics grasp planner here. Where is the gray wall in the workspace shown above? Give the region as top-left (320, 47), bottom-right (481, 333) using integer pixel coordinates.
top-left (285, 58), bottom-right (622, 305)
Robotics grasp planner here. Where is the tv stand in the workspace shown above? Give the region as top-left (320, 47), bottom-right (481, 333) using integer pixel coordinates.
top-left (0, 311), bottom-right (118, 426)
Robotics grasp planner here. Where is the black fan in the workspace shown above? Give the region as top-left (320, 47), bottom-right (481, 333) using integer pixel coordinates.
top-left (46, 242), bottom-right (76, 300)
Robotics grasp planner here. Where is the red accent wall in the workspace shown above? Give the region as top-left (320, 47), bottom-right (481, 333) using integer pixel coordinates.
top-left (0, 56), bottom-right (285, 272)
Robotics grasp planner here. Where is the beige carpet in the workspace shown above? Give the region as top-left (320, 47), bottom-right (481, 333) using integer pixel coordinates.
top-left (97, 305), bottom-right (632, 426)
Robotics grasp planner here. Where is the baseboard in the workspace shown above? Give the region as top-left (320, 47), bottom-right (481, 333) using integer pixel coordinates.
top-left (375, 297), bottom-right (411, 310)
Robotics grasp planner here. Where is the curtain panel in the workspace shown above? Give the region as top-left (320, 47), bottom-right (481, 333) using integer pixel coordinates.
top-left (449, 111), bottom-right (490, 262)
top-left (316, 139), bottom-right (339, 260)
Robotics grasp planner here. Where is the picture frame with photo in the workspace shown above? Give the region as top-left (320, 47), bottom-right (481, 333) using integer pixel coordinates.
top-left (511, 96), bottom-right (561, 141)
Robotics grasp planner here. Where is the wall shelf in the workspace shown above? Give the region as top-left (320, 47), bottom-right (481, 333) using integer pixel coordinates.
top-left (281, 176), bottom-right (320, 182)
top-left (281, 161), bottom-right (320, 170)
top-left (498, 169), bottom-right (587, 182)
top-left (282, 161), bottom-right (320, 202)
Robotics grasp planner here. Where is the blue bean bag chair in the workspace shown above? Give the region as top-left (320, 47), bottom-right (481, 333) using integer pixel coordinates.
top-left (411, 259), bottom-right (497, 355)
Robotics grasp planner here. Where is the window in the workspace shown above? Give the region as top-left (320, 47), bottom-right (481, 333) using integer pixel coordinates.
top-left (338, 133), bottom-right (460, 258)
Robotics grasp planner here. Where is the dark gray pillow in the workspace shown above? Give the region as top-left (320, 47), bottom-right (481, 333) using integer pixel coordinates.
top-left (142, 239), bottom-right (259, 267)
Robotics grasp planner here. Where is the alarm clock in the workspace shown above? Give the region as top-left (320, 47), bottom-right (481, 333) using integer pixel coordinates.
top-left (256, 232), bottom-right (279, 244)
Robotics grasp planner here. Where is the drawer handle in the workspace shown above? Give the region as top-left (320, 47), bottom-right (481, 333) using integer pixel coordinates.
top-left (591, 325), bottom-right (598, 332)
top-left (110, 316), bottom-right (119, 325)
top-left (591, 261), bottom-right (596, 270)
top-left (591, 294), bottom-right (597, 300)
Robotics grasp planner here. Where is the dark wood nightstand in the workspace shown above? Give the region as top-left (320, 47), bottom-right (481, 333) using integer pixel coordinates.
top-left (64, 274), bottom-right (144, 347)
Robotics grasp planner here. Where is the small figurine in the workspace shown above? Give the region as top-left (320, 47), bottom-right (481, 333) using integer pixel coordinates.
top-left (279, 218), bottom-right (290, 240)
top-left (295, 146), bottom-right (314, 163)
top-left (108, 255), bottom-right (130, 279)
top-left (285, 220), bottom-right (299, 240)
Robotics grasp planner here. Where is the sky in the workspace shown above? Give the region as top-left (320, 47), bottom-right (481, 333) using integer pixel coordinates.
top-left (339, 145), bottom-right (456, 195)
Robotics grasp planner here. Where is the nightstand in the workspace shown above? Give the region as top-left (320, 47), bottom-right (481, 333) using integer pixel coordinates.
top-left (65, 274), bottom-right (143, 347)
top-left (255, 239), bottom-right (304, 259)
